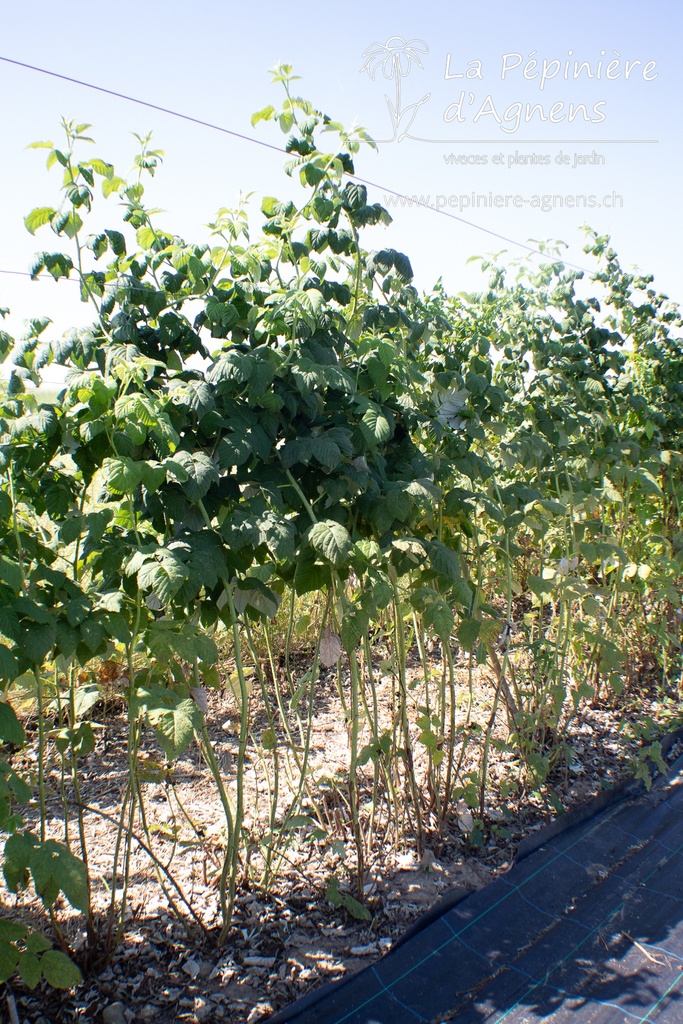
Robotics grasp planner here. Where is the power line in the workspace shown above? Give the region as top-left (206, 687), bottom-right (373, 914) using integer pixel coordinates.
top-left (0, 56), bottom-right (286, 159)
top-left (0, 270), bottom-right (76, 282)
top-left (351, 179), bottom-right (590, 269)
top-left (0, 54), bottom-right (591, 273)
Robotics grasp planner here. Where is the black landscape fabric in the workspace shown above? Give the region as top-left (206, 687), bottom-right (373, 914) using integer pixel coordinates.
top-left (272, 753), bottom-right (683, 1024)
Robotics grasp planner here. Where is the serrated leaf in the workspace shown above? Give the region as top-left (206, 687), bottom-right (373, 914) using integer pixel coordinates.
top-left (392, 538), bottom-right (427, 561)
top-left (429, 541), bottom-right (461, 582)
top-left (102, 176), bottom-right (126, 198)
top-left (451, 577), bottom-right (474, 610)
top-left (321, 365), bottom-right (355, 394)
top-left (0, 921), bottom-right (27, 942)
top-left (39, 949), bottom-right (82, 989)
top-left (310, 436), bottom-right (342, 470)
top-left (392, 250), bottom-right (413, 283)
top-left (0, 646), bottom-right (22, 685)
top-left (139, 461), bottom-right (167, 494)
top-left (252, 105), bottom-right (275, 126)
top-left (480, 619), bottom-right (504, 645)
top-left (170, 378), bottom-right (215, 416)
top-left (421, 598), bottom-right (454, 641)
top-left (30, 840), bottom-right (89, 911)
top-left (139, 685), bottom-right (201, 760)
top-left (457, 619), bottom-right (481, 652)
top-left (385, 489), bottom-right (411, 522)
top-left (206, 297), bottom-right (240, 329)
top-left (359, 404), bottom-right (391, 445)
top-left (170, 451), bottom-right (218, 502)
top-left (20, 621), bottom-right (56, 664)
top-left (232, 579), bottom-right (280, 620)
top-left (145, 621), bottom-right (217, 666)
top-left (255, 512), bottom-right (297, 561)
top-left (308, 520), bottom-right (352, 567)
top-left (24, 207), bottom-right (57, 235)
top-left (293, 551), bottom-right (331, 595)
top-left (0, 555), bottom-right (23, 594)
top-left (527, 575), bottom-right (555, 600)
top-left (138, 554), bottom-right (189, 606)
top-left (18, 951), bottom-right (42, 988)
top-left (103, 457), bottom-right (143, 495)
top-left (341, 607), bottom-right (370, 652)
top-left (217, 435), bottom-right (251, 469)
top-left (0, 940), bottom-right (20, 983)
top-left (105, 229), bottom-right (126, 255)
top-left (0, 704), bottom-right (25, 746)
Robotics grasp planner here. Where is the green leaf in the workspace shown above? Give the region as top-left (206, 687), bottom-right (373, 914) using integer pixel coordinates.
top-left (3, 832), bottom-right (34, 893)
top-left (8, 769), bottom-right (32, 804)
top-left (40, 949), bottom-right (82, 989)
top-left (145, 621), bottom-right (217, 667)
top-left (326, 876), bottom-right (371, 920)
top-left (170, 451), bottom-right (218, 502)
top-left (102, 176), bottom-right (126, 198)
top-left (0, 921), bottom-right (27, 942)
top-left (140, 462), bottom-right (167, 494)
top-left (103, 457), bottom-right (143, 495)
top-left (13, 599), bottom-right (53, 625)
top-left (0, 647), bottom-right (21, 685)
top-left (217, 435), bottom-right (252, 469)
top-left (359, 404), bottom-right (391, 445)
top-left (24, 207), bottom-right (57, 235)
top-left (138, 553), bottom-right (189, 606)
top-left (25, 931), bottom-right (52, 955)
top-left (170, 378), bottom-right (215, 416)
top-left (527, 575), bottom-right (555, 600)
top-left (392, 250), bottom-right (413, 283)
top-left (261, 728), bottom-right (277, 751)
top-left (428, 541), bottom-right (461, 581)
top-left (457, 619), bottom-right (481, 652)
top-left (105, 229), bottom-right (126, 255)
top-left (310, 436), bottom-right (343, 471)
top-left (0, 555), bottom-right (24, 594)
top-left (452, 577), bottom-right (474, 610)
top-left (308, 520), bottom-right (352, 567)
top-left (293, 551), bottom-right (331, 595)
top-left (18, 952), bottom-right (42, 989)
top-left (341, 607), bottom-right (370, 652)
top-left (79, 617), bottom-right (105, 654)
top-left (0, 704), bottom-right (25, 746)
top-left (138, 685), bottom-right (201, 760)
top-left (254, 512), bottom-right (297, 561)
top-left (321, 365), bottom-right (355, 394)
top-left (421, 598), bottom-right (454, 641)
top-left (20, 621), bottom-right (56, 664)
top-left (232, 579), bottom-right (281, 620)
top-left (252, 105), bottom-right (275, 126)
top-left (385, 489), bottom-right (411, 522)
top-left (341, 892), bottom-right (372, 921)
top-left (206, 298), bottom-right (239, 329)
top-left (0, 940), bottom-right (20, 983)
top-left (30, 840), bottom-right (89, 911)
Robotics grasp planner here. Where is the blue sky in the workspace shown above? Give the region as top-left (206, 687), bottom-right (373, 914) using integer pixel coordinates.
top-left (1, 0), bottom-right (680, 378)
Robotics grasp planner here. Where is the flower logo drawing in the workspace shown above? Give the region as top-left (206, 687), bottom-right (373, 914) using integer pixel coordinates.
top-left (360, 36), bottom-right (431, 142)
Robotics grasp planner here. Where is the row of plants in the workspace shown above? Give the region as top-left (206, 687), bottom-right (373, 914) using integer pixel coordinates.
top-left (1, 66), bottom-right (682, 987)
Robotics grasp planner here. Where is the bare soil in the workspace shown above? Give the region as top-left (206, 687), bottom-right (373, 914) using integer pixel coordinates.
top-left (1, 648), bottom-right (675, 1024)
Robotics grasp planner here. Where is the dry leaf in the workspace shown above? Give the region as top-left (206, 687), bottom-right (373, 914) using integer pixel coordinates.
top-left (319, 631), bottom-right (342, 667)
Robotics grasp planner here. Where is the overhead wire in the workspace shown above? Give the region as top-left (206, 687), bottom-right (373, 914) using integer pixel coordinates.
top-left (0, 54), bottom-right (592, 274)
